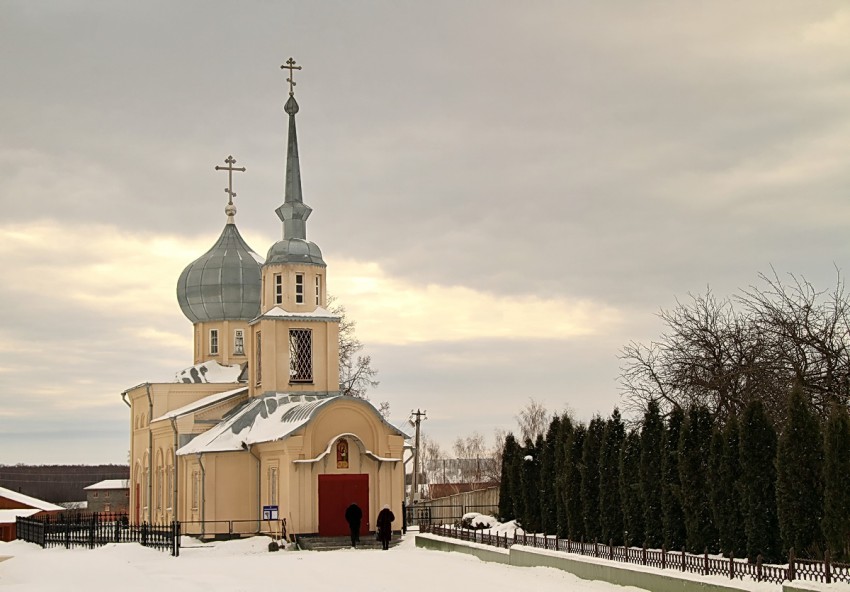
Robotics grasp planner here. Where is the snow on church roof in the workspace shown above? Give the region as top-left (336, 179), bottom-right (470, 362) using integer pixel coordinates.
top-left (175, 360), bottom-right (244, 384)
top-left (177, 393), bottom-right (336, 455)
top-left (250, 306), bottom-right (340, 324)
top-left (0, 486), bottom-right (64, 512)
top-left (152, 386), bottom-right (248, 422)
top-left (176, 394), bottom-right (408, 456)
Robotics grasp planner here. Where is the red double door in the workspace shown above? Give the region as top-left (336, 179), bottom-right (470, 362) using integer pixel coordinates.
top-left (318, 474), bottom-right (369, 536)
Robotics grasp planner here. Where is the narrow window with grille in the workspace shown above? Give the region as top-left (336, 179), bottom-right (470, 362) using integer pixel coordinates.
top-left (295, 273), bottom-right (304, 304)
top-left (315, 275), bottom-right (321, 306)
top-left (274, 274), bottom-right (283, 305)
top-left (234, 329), bottom-right (244, 355)
top-left (289, 328), bottom-right (313, 382)
top-left (209, 329), bottom-right (219, 355)
top-left (255, 331), bottom-right (262, 387)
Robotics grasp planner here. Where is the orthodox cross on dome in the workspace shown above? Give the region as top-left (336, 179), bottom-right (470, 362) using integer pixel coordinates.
top-left (281, 57), bottom-right (302, 96)
top-left (214, 155), bottom-right (246, 223)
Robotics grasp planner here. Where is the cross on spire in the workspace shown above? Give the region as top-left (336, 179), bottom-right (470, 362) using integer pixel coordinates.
top-left (281, 57), bottom-right (302, 96)
top-left (214, 155), bottom-right (246, 206)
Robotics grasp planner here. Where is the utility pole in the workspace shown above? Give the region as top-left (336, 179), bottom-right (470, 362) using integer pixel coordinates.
top-left (410, 409), bottom-right (427, 502)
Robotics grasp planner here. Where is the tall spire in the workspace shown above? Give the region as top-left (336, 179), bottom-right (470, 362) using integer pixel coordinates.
top-left (276, 57), bottom-right (312, 240)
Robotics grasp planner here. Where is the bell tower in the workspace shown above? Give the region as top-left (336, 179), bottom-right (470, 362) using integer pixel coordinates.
top-left (249, 58), bottom-right (340, 398)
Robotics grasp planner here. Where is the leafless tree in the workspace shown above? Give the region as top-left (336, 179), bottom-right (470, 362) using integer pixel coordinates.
top-left (516, 398), bottom-right (551, 442)
top-left (620, 270), bottom-right (850, 427)
top-left (328, 295), bottom-right (386, 412)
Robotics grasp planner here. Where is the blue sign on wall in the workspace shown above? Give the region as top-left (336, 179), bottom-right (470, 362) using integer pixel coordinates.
top-left (263, 505), bottom-right (279, 520)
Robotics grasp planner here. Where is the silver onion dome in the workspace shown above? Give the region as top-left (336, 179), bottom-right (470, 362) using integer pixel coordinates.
top-left (176, 224), bottom-right (264, 323)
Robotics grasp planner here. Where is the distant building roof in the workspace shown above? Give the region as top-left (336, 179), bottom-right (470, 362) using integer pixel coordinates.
top-left (0, 486), bottom-right (64, 512)
top-left (84, 480), bottom-right (130, 491)
top-left (0, 508), bottom-right (41, 524)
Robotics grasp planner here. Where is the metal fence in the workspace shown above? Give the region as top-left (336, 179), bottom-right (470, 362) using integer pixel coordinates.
top-left (422, 524), bottom-right (850, 585)
top-left (180, 518), bottom-right (286, 541)
top-left (406, 503), bottom-right (500, 527)
top-left (16, 512), bottom-right (180, 557)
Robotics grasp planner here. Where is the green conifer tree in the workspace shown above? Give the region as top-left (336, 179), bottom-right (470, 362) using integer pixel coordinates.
top-left (520, 437), bottom-right (542, 532)
top-left (679, 405), bottom-right (717, 553)
top-left (640, 400), bottom-right (664, 548)
top-left (599, 409), bottom-right (625, 545)
top-left (739, 399), bottom-right (781, 562)
top-left (823, 403), bottom-right (850, 560)
top-left (498, 433), bottom-right (519, 521)
top-left (776, 384), bottom-right (824, 558)
top-left (555, 414), bottom-right (574, 538)
top-left (710, 417), bottom-right (745, 557)
top-left (539, 416), bottom-right (561, 534)
top-left (566, 423), bottom-right (587, 539)
top-left (620, 429), bottom-right (645, 547)
top-left (581, 417), bottom-right (605, 541)
top-left (661, 407), bottom-right (687, 550)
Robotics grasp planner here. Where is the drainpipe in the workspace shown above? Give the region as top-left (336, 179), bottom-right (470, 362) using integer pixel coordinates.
top-left (169, 417), bottom-right (179, 523)
top-left (242, 442), bottom-right (261, 529)
top-left (120, 392), bottom-right (131, 408)
top-left (144, 384), bottom-right (153, 524)
top-left (197, 453), bottom-right (206, 538)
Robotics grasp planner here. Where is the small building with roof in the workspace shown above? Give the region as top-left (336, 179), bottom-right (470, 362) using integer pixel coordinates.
top-left (124, 61), bottom-right (408, 540)
top-left (84, 479), bottom-right (130, 515)
top-left (0, 486), bottom-right (63, 542)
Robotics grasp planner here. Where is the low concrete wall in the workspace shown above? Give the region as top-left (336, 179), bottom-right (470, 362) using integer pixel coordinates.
top-left (415, 533), bottom-right (510, 565)
top-left (416, 533), bottom-right (785, 592)
top-left (511, 546), bottom-right (756, 592)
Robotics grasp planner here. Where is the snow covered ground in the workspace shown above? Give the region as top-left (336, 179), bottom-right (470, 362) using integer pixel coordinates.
top-left (0, 529), bottom-right (648, 592)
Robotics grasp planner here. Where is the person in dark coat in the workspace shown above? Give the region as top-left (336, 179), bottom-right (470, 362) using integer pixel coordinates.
top-left (376, 504), bottom-right (395, 550)
top-left (344, 502), bottom-right (362, 547)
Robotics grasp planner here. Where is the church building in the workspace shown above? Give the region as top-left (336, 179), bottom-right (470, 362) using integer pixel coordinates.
top-left (124, 60), bottom-right (407, 539)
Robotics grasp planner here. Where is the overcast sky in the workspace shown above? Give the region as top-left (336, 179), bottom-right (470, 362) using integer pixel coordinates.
top-left (1, 1), bottom-right (849, 465)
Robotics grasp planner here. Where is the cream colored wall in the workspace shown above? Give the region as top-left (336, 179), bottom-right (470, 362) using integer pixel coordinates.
top-left (249, 318), bottom-right (339, 395)
top-left (261, 262), bottom-right (326, 313)
top-left (126, 382), bottom-right (247, 525)
top-left (192, 320), bottom-right (251, 366)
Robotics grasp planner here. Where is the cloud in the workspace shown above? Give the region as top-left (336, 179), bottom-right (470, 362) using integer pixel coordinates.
top-left (329, 257), bottom-right (623, 345)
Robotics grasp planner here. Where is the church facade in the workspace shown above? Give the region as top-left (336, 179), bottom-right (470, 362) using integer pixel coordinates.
top-left (124, 63), bottom-right (407, 539)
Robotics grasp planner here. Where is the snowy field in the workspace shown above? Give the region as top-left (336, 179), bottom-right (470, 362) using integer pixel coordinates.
top-left (0, 529), bottom-right (645, 592)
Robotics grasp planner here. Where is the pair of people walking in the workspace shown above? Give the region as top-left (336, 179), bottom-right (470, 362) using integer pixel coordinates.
top-left (344, 503), bottom-right (395, 550)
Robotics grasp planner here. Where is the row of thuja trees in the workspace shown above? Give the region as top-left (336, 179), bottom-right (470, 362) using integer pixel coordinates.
top-left (497, 388), bottom-right (850, 563)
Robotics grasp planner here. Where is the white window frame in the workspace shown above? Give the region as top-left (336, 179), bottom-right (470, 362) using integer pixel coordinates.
top-left (234, 329), bottom-right (244, 355)
top-left (210, 329), bottom-right (219, 355)
top-left (191, 471), bottom-right (200, 511)
top-left (274, 274), bottom-right (283, 305)
top-left (315, 275), bottom-right (321, 306)
top-left (295, 273), bottom-right (304, 304)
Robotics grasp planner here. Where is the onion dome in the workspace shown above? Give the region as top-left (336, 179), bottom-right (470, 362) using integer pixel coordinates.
top-left (266, 91), bottom-right (326, 267)
top-left (176, 158), bottom-right (264, 323)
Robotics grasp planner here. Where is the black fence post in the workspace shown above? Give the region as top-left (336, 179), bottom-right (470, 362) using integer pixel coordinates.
top-left (825, 550), bottom-right (832, 584)
top-left (788, 547), bottom-right (795, 581)
top-left (703, 547), bottom-right (709, 575)
top-left (757, 554), bottom-right (763, 582)
top-left (609, 539), bottom-right (614, 561)
top-left (642, 544), bottom-right (647, 565)
top-left (729, 551), bottom-right (735, 579)
top-left (662, 545), bottom-right (667, 570)
top-left (141, 522), bottom-right (148, 548)
top-left (681, 547), bottom-right (686, 572)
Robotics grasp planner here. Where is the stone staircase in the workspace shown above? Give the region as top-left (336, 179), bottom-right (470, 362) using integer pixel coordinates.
top-left (294, 533), bottom-right (404, 551)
